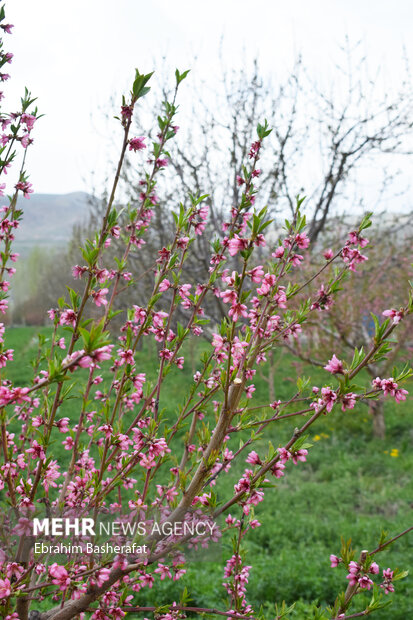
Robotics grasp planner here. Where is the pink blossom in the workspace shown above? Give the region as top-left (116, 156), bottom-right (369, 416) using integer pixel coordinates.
top-left (358, 575), bottom-right (374, 590)
top-left (287, 323), bottom-right (302, 339)
top-left (15, 181), bottom-right (33, 198)
top-left (177, 236), bottom-right (189, 249)
top-left (323, 248), bottom-right (334, 260)
top-left (348, 230), bottom-right (369, 247)
top-left (375, 377), bottom-right (408, 402)
top-left (320, 387), bottom-right (337, 412)
top-left (152, 310), bottom-right (168, 328)
top-left (278, 447), bottom-right (292, 464)
top-left (60, 309), bottom-right (77, 327)
top-left (159, 348), bottom-right (173, 361)
top-left (257, 273), bottom-right (276, 296)
top-left (0, 348), bottom-right (13, 367)
top-left (94, 568), bottom-right (111, 587)
top-left (43, 460), bottom-right (61, 491)
top-left (369, 562), bottom-right (379, 574)
top-left (228, 302), bottom-right (248, 322)
top-left (228, 234), bottom-right (248, 256)
top-left (98, 424), bottom-right (113, 439)
top-left (26, 440), bottom-right (46, 461)
top-left (381, 568), bottom-right (395, 594)
top-left (330, 554), bottom-right (340, 568)
top-left (272, 246), bottom-right (285, 259)
top-left (92, 288), bottom-right (109, 307)
top-left (246, 451), bottom-right (262, 465)
top-left (0, 577), bottom-right (11, 599)
top-left (221, 289), bottom-right (237, 304)
top-left (133, 305), bottom-right (147, 325)
top-left (248, 265), bottom-right (264, 283)
top-left (346, 561), bottom-right (360, 586)
top-left (341, 246), bottom-right (368, 271)
top-left (382, 308), bottom-right (404, 324)
top-left (254, 233), bottom-right (266, 247)
top-left (159, 279), bottom-right (171, 291)
top-left (225, 514), bottom-right (239, 527)
top-left (249, 140), bottom-right (261, 158)
top-left (245, 384), bottom-right (255, 398)
top-left (267, 400), bottom-right (280, 412)
top-left (212, 333), bottom-right (226, 357)
top-left (395, 387), bottom-right (408, 403)
top-left (12, 517), bottom-right (32, 536)
top-left (72, 265), bottom-right (87, 279)
top-left (62, 436), bottom-right (74, 450)
top-left (295, 232), bottom-right (310, 249)
top-left (139, 572), bottom-right (154, 588)
top-left (121, 104), bottom-right (133, 121)
top-left (21, 133), bottom-right (32, 148)
top-left (49, 563), bottom-right (71, 591)
top-left (341, 392), bottom-right (357, 411)
top-left (324, 354), bottom-right (344, 374)
top-left (129, 136), bottom-right (146, 151)
top-left (154, 563), bottom-right (172, 580)
top-left (139, 453), bottom-right (155, 469)
top-left (290, 253), bottom-right (303, 266)
top-left (292, 449), bottom-right (308, 464)
top-left (273, 286), bottom-right (287, 308)
top-left (118, 348), bottom-right (134, 365)
top-left (178, 283), bottom-right (192, 300)
top-left (93, 345), bottom-right (113, 362)
top-left (21, 113), bottom-right (36, 130)
top-left (56, 418), bottom-right (70, 433)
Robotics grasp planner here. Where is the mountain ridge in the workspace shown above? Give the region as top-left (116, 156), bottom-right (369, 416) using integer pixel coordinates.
top-left (13, 191), bottom-right (91, 256)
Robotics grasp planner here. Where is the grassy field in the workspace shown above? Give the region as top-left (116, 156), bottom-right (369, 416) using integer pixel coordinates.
top-left (4, 326), bottom-right (413, 618)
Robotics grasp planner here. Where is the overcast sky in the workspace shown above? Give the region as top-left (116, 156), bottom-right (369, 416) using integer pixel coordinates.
top-left (4, 0), bottom-right (413, 195)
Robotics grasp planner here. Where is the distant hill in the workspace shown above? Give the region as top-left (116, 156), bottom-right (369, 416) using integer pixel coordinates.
top-left (13, 192), bottom-right (91, 257)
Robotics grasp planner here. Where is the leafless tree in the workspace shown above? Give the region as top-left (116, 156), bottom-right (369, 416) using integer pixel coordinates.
top-left (72, 41), bottom-right (413, 329)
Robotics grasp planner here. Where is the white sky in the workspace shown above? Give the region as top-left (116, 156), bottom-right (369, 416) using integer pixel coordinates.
top-left (4, 0), bottom-right (413, 195)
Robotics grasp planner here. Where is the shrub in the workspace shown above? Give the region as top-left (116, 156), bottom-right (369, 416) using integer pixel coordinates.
top-left (0, 8), bottom-right (411, 620)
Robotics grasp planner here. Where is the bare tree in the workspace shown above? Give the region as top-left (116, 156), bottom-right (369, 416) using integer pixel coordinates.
top-left (75, 41), bottom-right (413, 328)
top-left (284, 214), bottom-right (413, 438)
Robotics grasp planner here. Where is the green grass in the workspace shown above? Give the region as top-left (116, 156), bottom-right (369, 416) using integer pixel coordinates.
top-left (3, 327), bottom-right (413, 618)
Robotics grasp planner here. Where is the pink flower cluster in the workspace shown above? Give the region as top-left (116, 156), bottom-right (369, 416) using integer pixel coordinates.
top-left (223, 553), bottom-right (252, 614)
top-left (331, 554), bottom-right (395, 595)
top-left (372, 377), bottom-right (408, 403)
top-left (382, 308), bottom-right (404, 324)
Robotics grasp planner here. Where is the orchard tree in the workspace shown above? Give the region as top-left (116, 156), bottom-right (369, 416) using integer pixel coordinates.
top-left (82, 44), bottom-right (413, 326)
top-left (0, 8), bottom-right (412, 620)
top-left (279, 216), bottom-right (413, 438)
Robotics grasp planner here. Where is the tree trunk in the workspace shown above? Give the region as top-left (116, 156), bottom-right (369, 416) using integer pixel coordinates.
top-left (370, 399), bottom-right (386, 439)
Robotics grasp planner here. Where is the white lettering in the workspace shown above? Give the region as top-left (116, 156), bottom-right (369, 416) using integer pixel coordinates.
top-left (82, 518), bottom-right (95, 536)
top-left (33, 518), bottom-right (49, 536)
top-left (51, 518), bottom-right (63, 535)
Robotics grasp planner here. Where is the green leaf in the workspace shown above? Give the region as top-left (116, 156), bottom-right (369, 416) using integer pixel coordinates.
top-left (132, 69), bottom-right (154, 101)
top-left (175, 68), bottom-right (190, 84)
